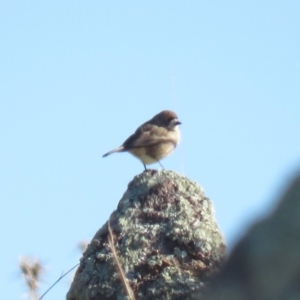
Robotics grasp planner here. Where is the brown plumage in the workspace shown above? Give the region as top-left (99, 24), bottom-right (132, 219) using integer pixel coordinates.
top-left (102, 110), bottom-right (181, 169)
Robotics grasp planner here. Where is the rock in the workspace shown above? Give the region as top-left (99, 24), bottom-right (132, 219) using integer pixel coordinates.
top-left (195, 173), bottom-right (300, 300)
top-left (67, 169), bottom-right (225, 300)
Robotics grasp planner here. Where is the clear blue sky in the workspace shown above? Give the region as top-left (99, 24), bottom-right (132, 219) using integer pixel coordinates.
top-left (1, 1), bottom-right (300, 299)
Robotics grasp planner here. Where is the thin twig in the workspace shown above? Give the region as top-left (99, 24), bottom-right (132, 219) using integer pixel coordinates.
top-left (39, 263), bottom-right (79, 300)
top-left (108, 216), bottom-right (136, 300)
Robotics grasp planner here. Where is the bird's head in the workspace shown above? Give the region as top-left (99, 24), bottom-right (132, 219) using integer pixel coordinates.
top-left (154, 110), bottom-right (181, 130)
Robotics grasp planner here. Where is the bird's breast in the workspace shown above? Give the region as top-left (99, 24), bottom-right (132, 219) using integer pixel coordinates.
top-left (129, 141), bottom-right (176, 165)
top-left (129, 147), bottom-right (157, 164)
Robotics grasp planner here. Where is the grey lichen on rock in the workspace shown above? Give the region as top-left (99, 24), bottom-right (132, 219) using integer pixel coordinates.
top-left (67, 170), bottom-right (225, 300)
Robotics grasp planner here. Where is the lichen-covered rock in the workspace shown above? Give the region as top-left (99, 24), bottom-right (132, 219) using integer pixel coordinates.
top-left (67, 170), bottom-right (225, 300)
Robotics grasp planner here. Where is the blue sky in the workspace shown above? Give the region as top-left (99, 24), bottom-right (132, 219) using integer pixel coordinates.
top-left (1, 1), bottom-right (300, 299)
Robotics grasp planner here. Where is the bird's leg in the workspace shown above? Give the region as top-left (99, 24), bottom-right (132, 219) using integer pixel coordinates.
top-left (143, 163), bottom-right (147, 170)
top-left (157, 160), bottom-right (164, 169)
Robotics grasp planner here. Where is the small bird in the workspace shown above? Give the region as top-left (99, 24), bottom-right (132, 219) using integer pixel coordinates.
top-left (102, 110), bottom-right (181, 170)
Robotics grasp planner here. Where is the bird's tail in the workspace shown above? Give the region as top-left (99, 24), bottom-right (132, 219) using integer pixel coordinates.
top-left (102, 146), bottom-right (124, 157)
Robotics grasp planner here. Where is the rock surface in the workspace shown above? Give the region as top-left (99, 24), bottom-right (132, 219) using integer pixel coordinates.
top-left (67, 170), bottom-right (225, 300)
top-left (194, 172), bottom-right (300, 300)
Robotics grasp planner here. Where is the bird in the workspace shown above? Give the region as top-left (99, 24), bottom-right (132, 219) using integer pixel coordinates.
top-left (102, 110), bottom-right (181, 170)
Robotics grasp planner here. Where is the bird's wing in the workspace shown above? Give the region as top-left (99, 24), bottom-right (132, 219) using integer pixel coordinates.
top-left (123, 124), bottom-right (172, 149)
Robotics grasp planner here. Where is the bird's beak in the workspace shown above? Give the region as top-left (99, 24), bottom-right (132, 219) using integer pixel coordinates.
top-left (170, 118), bottom-right (181, 127)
